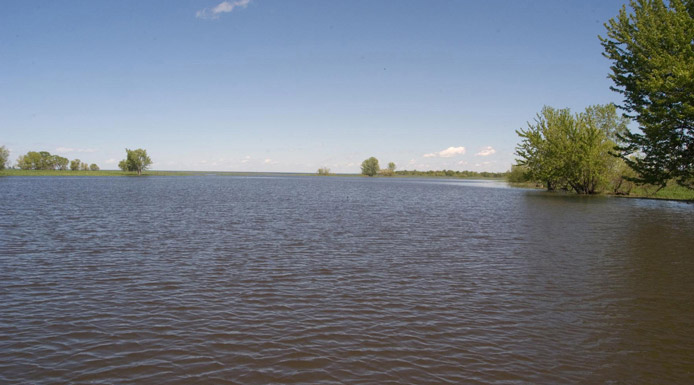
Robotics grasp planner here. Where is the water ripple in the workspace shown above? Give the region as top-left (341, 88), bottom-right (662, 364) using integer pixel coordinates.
top-left (1, 176), bottom-right (693, 384)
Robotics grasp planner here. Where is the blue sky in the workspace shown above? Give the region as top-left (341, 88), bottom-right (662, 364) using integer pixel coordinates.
top-left (1, 0), bottom-right (629, 172)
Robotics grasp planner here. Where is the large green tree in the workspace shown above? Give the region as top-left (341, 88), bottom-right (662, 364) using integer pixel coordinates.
top-left (119, 148), bottom-right (152, 175)
top-left (515, 105), bottom-right (629, 194)
top-left (17, 151), bottom-right (66, 170)
top-left (360, 157), bottom-right (380, 177)
top-left (600, 0), bottom-right (694, 188)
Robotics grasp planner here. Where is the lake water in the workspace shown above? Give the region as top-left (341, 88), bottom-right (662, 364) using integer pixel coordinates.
top-left (1, 176), bottom-right (693, 384)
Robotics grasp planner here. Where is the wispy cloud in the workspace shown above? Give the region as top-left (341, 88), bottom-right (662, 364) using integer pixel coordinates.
top-left (55, 147), bottom-right (97, 154)
top-left (196, 0), bottom-right (251, 19)
top-left (422, 146), bottom-right (466, 158)
top-left (475, 146), bottom-right (496, 156)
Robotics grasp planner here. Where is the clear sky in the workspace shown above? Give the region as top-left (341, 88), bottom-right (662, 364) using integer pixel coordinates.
top-left (1, 0), bottom-right (629, 173)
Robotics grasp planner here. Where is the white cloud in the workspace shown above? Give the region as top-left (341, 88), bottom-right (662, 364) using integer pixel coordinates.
top-left (263, 158), bottom-right (273, 164)
top-left (423, 146), bottom-right (466, 158)
top-left (439, 146), bottom-right (466, 157)
top-left (475, 146), bottom-right (496, 157)
top-left (457, 160), bottom-right (468, 166)
top-left (196, 0), bottom-right (251, 19)
top-left (105, 158), bottom-right (118, 164)
top-left (55, 147), bottom-right (97, 154)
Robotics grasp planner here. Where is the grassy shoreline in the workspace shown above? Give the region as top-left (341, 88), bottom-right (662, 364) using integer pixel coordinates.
top-left (509, 181), bottom-right (694, 202)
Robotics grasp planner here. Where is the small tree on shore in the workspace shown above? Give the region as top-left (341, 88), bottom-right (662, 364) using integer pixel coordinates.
top-left (70, 159), bottom-right (81, 171)
top-left (119, 148), bottom-right (152, 175)
top-left (361, 157), bottom-right (380, 176)
top-left (379, 162), bottom-right (396, 176)
top-left (317, 167), bottom-right (331, 175)
top-left (90, 164), bottom-right (99, 171)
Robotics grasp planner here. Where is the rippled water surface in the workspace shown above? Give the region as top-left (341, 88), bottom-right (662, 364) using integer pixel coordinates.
top-left (1, 176), bottom-right (693, 384)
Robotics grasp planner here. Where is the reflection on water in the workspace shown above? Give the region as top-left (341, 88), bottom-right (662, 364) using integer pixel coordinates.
top-left (0, 176), bottom-right (692, 384)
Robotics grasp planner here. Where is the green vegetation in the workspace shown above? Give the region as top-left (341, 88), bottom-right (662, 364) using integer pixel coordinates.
top-left (508, 1), bottom-right (694, 201)
top-left (511, 103), bottom-right (693, 200)
top-left (15, 150), bottom-right (95, 171)
top-left (601, 0), bottom-right (694, 189)
top-left (1, 169), bottom-right (140, 177)
top-left (360, 157), bottom-right (399, 177)
top-left (90, 164), bottom-right (100, 171)
top-left (515, 104), bottom-right (629, 194)
top-left (379, 162), bottom-right (396, 176)
top-left (506, 165), bottom-right (530, 184)
top-left (628, 182), bottom-right (694, 201)
top-left (0, 146), bottom-right (9, 170)
top-left (360, 157), bottom-right (380, 176)
top-left (395, 169), bottom-right (507, 178)
top-left (118, 148), bottom-right (152, 175)
top-left (317, 167), bottom-right (331, 175)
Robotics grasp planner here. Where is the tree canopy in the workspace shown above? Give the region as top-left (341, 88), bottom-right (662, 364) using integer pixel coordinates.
top-left (0, 146), bottom-right (10, 170)
top-left (361, 157), bottom-right (380, 176)
top-left (600, 0), bottom-right (694, 188)
top-left (17, 151), bottom-right (70, 171)
top-left (119, 148), bottom-right (152, 175)
top-left (317, 167), bottom-right (331, 176)
top-left (515, 104), bottom-right (629, 194)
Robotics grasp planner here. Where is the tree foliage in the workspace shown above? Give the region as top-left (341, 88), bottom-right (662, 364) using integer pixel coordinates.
top-left (119, 148), bottom-right (152, 175)
top-left (507, 165), bottom-right (530, 183)
top-left (515, 105), bottom-right (630, 194)
top-left (360, 157), bottom-right (380, 176)
top-left (317, 167), bottom-right (331, 175)
top-left (17, 151), bottom-right (69, 171)
top-left (379, 162), bottom-right (396, 176)
top-left (0, 146), bottom-right (10, 170)
top-left (70, 159), bottom-right (81, 171)
top-left (395, 169), bottom-right (507, 178)
top-left (600, 0), bottom-right (694, 188)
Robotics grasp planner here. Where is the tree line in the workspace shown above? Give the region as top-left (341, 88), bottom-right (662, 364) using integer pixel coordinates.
top-left (514, 0), bottom-right (694, 194)
top-left (396, 169), bottom-right (507, 178)
top-left (0, 147), bottom-right (152, 175)
top-left (9, 150), bottom-right (100, 171)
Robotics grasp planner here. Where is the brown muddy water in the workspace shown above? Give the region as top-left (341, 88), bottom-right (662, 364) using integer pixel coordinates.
top-left (1, 176), bottom-right (693, 384)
